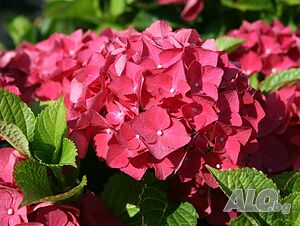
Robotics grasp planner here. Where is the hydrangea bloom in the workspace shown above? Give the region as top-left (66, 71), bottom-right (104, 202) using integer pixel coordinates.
top-left (0, 30), bottom-right (103, 103)
top-left (0, 185), bottom-right (28, 226)
top-left (246, 85), bottom-right (300, 174)
top-left (227, 20), bottom-right (300, 77)
top-left (64, 21), bottom-right (265, 183)
top-left (0, 20), bottom-right (267, 225)
top-left (157, 0), bottom-right (205, 21)
top-left (0, 148), bottom-right (28, 225)
top-left (29, 203), bottom-right (80, 226)
top-left (226, 20), bottom-right (300, 175)
top-left (0, 20), bottom-right (265, 182)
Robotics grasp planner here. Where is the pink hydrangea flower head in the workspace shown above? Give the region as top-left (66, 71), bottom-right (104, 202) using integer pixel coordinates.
top-left (30, 203), bottom-right (80, 226)
top-left (157, 0), bottom-right (205, 21)
top-left (61, 20), bottom-right (265, 183)
top-left (0, 185), bottom-right (28, 226)
top-left (227, 19), bottom-right (300, 78)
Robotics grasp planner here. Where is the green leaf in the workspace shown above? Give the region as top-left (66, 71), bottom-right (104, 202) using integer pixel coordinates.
top-left (32, 175), bottom-right (87, 204)
top-left (249, 73), bottom-right (260, 90)
top-left (284, 172), bottom-right (300, 196)
top-left (0, 42), bottom-right (5, 50)
top-left (280, 192), bottom-right (300, 224)
top-left (215, 36), bottom-right (244, 53)
top-left (272, 171), bottom-right (297, 192)
top-left (132, 11), bottom-right (159, 30)
top-left (59, 138), bottom-right (78, 168)
top-left (221, 0), bottom-right (274, 11)
top-left (14, 160), bottom-right (53, 206)
top-left (277, 0), bottom-right (300, 5)
top-left (165, 203), bottom-right (199, 226)
top-left (0, 121), bottom-right (31, 157)
top-left (140, 182), bottom-right (198, 226)
top-left (260, 69), bottom-right (300, 93)
top-left (271, 219), bottom-right (292, 226)
top-left (101, 173), bottom-right (143, 225)
top-left (29, 100), bottom-right (55, 116)
top-left (207, 166), bottom-right (277, 225)
top-left (40, 18), bottom-right (80, 36)
top-left (230, 215), bottom-right (252, 226)
top-left (32, 97), bottom-right (66, 164)
top-left (14, 159), bottom-right (87, 206)
top-left (35, 138), bottom-right (78, 188)
top-left (126, 204), bottom-right (140, 217)
top-left (0, 88), bottom-right (36, 141)
top-left (110, 0), bottom-right (126, 16)
top-left (45, 0), bottom-right (101, 23)
top-left (5, 16), bottom-right (36, 46)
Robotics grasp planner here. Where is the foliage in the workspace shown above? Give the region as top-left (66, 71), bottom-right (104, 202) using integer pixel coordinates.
top-left (260, 69), bottom-right (300, 93)
top-left (3, 0), bottom-right (300, 48)
top-left (101, 173), bottom-right (199, 226)
top-left (0, 88), bottom-right (84, 207)
top-left (2, 0), bottom-right (300, 225)
top-left (208, 166), bottom-right (300, 226)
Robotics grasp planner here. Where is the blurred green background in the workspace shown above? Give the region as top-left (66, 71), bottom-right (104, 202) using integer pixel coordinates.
top-left (2, 0), bottom-right (300, 49)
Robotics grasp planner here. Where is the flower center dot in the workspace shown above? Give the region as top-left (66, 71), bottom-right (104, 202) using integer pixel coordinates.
top-left (169, 88), bottom-right (175, 94)
top-left (278, 116), bottom-right (283, 121)
top-left (265, 49), bottom-right (271, 54)
top-left (194, 83), bottom-right (199, 87)
top-left (157, 64), bottom-right (163, 69)
top-left (245, 70), bottom-right (251, 75)
top-left (135, 134), bottom-right (140, 139)
top-left (219, 137), bottom-right (224, 142)
top-left (7, 209), bottom-right (14, 215)
top-left (106, 129), bottom-right (112, 134)
top-left (157, 130), bottom-right (163, 136)
top-left (271, 68), bottom-right (277, 74)
top-left (216, 164), bottom-right (221, 169)
top-left (192, 108), bottom-right (198, 113)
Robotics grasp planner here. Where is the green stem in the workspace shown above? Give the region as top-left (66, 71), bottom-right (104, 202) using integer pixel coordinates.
top-left (51, 167), bottom-right (67, 191)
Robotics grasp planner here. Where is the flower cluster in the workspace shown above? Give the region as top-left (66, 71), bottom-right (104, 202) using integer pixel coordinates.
top-left (64, 21), bottom-right (264, 183)
top-left (157, 0), bottom-right (205, 21)
top-left (0, 20), bottom-right (267, 225)
top-left (225, 20), bottom-right (300, 175)
top-left (0, 148), bottom-right (123, 226)
top-left (0, 20), bottom-right (270, 225)
top-left (0, 148), bottom-right (27, 225)
top-left (0, 30), bottom-right (102, 103)
top-left (245, 80), bottom-right (300, 174)
top-left (227, 20), bottom-right (300, 77)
